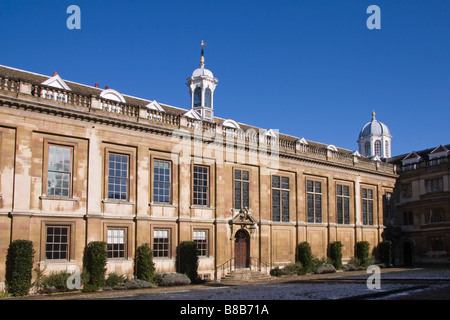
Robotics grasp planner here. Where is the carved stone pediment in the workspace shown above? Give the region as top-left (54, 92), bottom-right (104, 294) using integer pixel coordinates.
top-left (230, 209), bottom-right (256, 226)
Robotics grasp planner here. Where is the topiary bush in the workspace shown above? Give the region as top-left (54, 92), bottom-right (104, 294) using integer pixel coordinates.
top-left (177, 241), bottom-right (199, 283)
top-left (5, 240), bottom-right (35, 296)
top-left (378, 240), bottom-right (393, 267)
top-left (83, 241), bottom-right (107, 289)
top-left (356, 241), bottom-right (372, 268)
top-left (329, 241), bottom-right (343, 270)
top-left (297, 242), bottom-right (313, 272)
top-left (135, 243), bottom-right (155, 283)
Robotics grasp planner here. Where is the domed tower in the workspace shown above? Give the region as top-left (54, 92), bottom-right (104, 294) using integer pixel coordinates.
top-left (358, 111), bottom-right (392, 159)
top-left (186, 41), bottom-right (218, 122)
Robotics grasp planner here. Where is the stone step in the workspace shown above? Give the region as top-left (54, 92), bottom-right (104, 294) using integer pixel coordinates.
top-left (219, 269), bottom-right (274, 285)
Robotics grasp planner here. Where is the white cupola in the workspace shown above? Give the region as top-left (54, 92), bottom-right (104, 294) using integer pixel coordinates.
top-left (186, 41), bottom-right (218, 122)
top-left (357, 111), bottom-right (392, 159)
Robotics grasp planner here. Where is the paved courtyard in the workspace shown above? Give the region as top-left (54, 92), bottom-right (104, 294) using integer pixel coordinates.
top-left (103, 267), bottom-right (450, 301)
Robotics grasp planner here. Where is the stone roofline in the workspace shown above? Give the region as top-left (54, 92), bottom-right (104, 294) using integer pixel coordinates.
top-left (0, 74), bottom-right (397, 177)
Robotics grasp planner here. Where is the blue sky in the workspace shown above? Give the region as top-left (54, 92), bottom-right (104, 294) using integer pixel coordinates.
top-left (0, 0), bottom-right (448, 156)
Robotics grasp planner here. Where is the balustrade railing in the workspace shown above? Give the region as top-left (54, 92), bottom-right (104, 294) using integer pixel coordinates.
top-left (31, 84), bottom-right (91, 108)
top-left (0, 77), bottom-right (19, 93)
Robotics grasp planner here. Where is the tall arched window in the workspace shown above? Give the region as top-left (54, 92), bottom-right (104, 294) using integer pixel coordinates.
top-left (193, 87), bottom-right (202, 107)
top-left (364, 142), bottom-right (371, 157)
top-left (374, 140), bottom-right (382, 157)
top-left (205, 88), bottom-right (212, 108)
top-left (385, 141), bottom-right (389, 158)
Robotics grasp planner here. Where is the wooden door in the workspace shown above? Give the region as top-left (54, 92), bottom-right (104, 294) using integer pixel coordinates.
top-left (235, 230), bottom-right (249, 269)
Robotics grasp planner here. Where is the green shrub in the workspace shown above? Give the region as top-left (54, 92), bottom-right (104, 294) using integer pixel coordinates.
top-left (378, 240), bottom-right (393, 267)
top-left (83, 241), bottom-right (107, 288)
top-left (154, 273), bottom-right (191, 286)
top-left (41, 271), bottom-right (71, 292)
top-left (270, 262), bottom-right (306, 277)
top-left (5, 240), bottom-right (35, 296)
top-left (177, 241), bottom-right (199, 282)
top-left (310, 257), bottom-right (327, 273)
top-left (135, 243), bottom-right (155, 282)
top-left (356, 241), bottom-right (372, 267)
top-left (105, 273), bottom-right (123, 287)
top-left (329, 241), bottom-right (343, 270)
top-left (297, 242), bottom-right (313, 272)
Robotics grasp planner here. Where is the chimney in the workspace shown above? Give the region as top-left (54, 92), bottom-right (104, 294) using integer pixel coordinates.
top-left (95, 82), bottom-right (99, 88)
top-left (53, 72), bottom-right (58, 76)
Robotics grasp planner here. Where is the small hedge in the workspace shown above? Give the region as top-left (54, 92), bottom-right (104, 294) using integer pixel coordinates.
top-left (297, 242), bottom-right (313, 272)
top-left (135, 243), bottom-right (155, 282)
top-left (83, 241), bottom-right (107, 289)
top-left (5, 240), bottom-right (35, 296)
top-left (356, 241), bottom-right (372, 267)
top-left (41, 271), bottom-right (72, 292)
top-left (177, 241), bottom-right (199, 282)
top-left (270, 262), bottom-right (306, 277)
top-left (329, 241), bottom-right (343, 270)
top-left (154, 273), bottom-right (191, 286)
top-left (378, 240), bottom-right (393, 267)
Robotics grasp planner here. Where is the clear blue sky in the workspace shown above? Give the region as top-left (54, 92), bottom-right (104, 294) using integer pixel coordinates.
top-left (0, 0), bottom-right (448, 156)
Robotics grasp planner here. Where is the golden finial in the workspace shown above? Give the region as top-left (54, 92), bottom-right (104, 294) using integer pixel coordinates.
top-left (200, 40), bottom-right (207, 66)
top-left (372, 110), bottom-right (376, 119)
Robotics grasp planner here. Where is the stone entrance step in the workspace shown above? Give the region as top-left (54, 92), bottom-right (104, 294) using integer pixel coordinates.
top-left (219, 268), bottom-right (273, 285)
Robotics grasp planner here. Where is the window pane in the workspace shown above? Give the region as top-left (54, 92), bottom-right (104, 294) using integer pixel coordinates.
top-left (272, 176), bottom-right (280, 189)
top-left (46, 226), bottom-right (69, 260)
top-left (272, 189), bottom-right (280, 221)
top-left (47, 145), bottom-right (72, 197)
top-left (108, 153), bottom-right (129, 200)
top-left (281, 190), bottom-right (289, 222)
top-left (193, 166), bottom-right (208, 206)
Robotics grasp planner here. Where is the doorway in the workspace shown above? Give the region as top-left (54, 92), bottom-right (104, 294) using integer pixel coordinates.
top-left (235, 229), bottom-right (250, 269)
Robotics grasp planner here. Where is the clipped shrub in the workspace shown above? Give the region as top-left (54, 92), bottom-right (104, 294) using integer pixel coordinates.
top-left (177, 241), bottom-right (199, 282)
top-left (378, 240), bottom-right (393, 267)
top-left (5, 240), bottom-right (35, 296)
top-left (356, 241), bottom-right (371, 267)
top-left (135, 243), bottom-right (155, 282)
top-left (83, 241), bottom-right (107, 288)
top-left (297, 242), bottom-right (313, 272)
top-left (329, 241), bottom-right (343, 270)
top-left (154, 273), bottom-right (191, 287)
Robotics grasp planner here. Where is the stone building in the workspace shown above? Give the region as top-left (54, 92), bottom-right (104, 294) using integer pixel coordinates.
top-left (388, 145), bottom-right (450, 266)
top-left (0, 51), bottom-right (397, 289)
